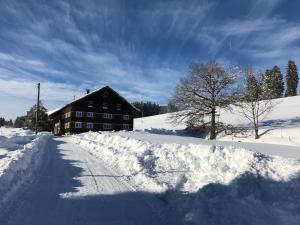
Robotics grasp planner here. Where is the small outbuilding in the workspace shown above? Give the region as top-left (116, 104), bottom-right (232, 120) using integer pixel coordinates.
top-left (48, 86), bottom-right (139, 135)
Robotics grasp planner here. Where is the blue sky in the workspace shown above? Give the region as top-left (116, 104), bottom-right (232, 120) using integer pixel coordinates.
top-left (0, 0), bottom-right (299, 119)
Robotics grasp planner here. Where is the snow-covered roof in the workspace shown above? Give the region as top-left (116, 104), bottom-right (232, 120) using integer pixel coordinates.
top-left (47, 107), bottom-right (63, 116)
top-left (47, 86), bottom-right (139, 116)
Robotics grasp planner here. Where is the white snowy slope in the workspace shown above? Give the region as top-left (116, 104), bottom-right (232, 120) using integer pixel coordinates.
top-left (0, 135), bottom-right (178, 225)
top-left (0, 128), bottom-right (50, 212)
top-left (75, 131), bottom-right (300, 225)
top-left (134, 95), bottom-right (300, 146)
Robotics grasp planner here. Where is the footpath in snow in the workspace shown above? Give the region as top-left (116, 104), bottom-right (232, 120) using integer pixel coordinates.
top-left (75, 131), bottom-right (300, 225)
top-left (0, 135), bottom-right (178, 225)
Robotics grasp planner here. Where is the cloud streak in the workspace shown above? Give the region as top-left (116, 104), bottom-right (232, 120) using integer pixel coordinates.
top-left (0, 0), bottom-right (299, 119)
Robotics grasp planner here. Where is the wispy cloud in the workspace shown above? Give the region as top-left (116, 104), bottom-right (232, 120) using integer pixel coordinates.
top-left (0, 0), bottom-right (299, 119)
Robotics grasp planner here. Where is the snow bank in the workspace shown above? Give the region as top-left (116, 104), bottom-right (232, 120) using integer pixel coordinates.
top-left (74, 131), bottom-right (300, 225)
top-left (0, 129), bottom-right (50, 212)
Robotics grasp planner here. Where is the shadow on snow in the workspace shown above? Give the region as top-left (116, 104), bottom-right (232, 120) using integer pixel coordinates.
top-left (1, 138), bottom-right (300, 225)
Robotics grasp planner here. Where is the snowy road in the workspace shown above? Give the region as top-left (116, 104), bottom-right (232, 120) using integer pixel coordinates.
top-left (1, 137), bottom-right (177, 225)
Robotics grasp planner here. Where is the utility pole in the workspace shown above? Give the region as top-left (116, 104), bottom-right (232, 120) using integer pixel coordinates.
top-left (35, 83), bottom-right (40, 135)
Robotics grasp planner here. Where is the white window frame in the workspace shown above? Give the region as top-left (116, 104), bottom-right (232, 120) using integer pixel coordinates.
top-left (123, 124), bottom-right (130, 130)
top-left (87, 112), bottom-right (94, 118)
top-left (123, 115), bottom-right (129, 120)
top-left (76, 111), bottom-right (82, 117)
top-left (102, 113), bottom-right (112, 119)
top-left (87, 122), bottom-right (93, 129)
top-left (65, 112), bottom-right (71, 118)
top-left (75, 122), bottom-right (82, 128)
top-left (103, 123), bottom-right (112, 130)
top-left (64, 122), bottom-right (70, 129)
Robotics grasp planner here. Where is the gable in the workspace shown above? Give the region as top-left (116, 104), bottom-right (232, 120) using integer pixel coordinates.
top-left (48, 86), bottom-right (139, 116)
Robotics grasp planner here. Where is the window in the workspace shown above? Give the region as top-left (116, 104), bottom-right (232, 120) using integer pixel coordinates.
top-left (123, 115), bottom-right (129, 120)
top-left (75, 122), bottom-right (82, 128)
top-left (102, 113), bottom-right (112, 119)
top-left (65, 112), bottom-right (71, 118)
top-left (87, 122), bottom-right (93, 129)
top-left (116, 104), bottom-right (121, 111)
top-left (103, 123), bottom-right (112, 130)
top-left (87, 112), bottom-right (94, 118)
top-left (76, 111), bottom-right (82, 117)
top-left (88, 100), bottom-right (94, 108)
top-left (123, 124), bottom-right (130, 130)
top-left (64, 122), bottom-right (70, 129)
top-left (102, 102), bottom-right (108, 110)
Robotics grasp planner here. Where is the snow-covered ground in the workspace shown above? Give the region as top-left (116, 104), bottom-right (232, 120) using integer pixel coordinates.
top-left (1, 95), bottom-right (300, 225)
top-left (134, 95), bottom-right (300, 146)
top-left (1, 135), bottom-right (178, 225)
top-left (74, 131), bottom-right (300, 225)
top-left (0, 128), bottom-right (50, 213)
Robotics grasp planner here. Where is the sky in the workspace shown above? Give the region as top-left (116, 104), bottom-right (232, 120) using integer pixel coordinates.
top-left (0, 0), bottom-right (299, 119)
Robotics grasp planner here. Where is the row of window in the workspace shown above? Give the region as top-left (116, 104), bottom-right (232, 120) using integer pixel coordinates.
top-left (71, 122), bottom-right (130, 130)
top-left (87, 101), bottom-right (122, 111)
top-left (64, 111), bottom-right (130, 120)
top-left (75, 111), bottom-right (129, 120)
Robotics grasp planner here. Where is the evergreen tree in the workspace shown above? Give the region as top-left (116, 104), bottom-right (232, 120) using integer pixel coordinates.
top-left (0, 117), bottom-right (5, 127)
top-left (14, 116), bottom-right (26, 128)
top-left (246, 71), bottom-right (261, 101)
top-left (26, 101), bottom-right (49, 131)
top-left (5, 119), bottom-right (13, 127)
top-left (132, 101), bottom-right (160, 118)
top-left (261, 66), bottom-right (284, 99)
top-left (285, 60), bottom-right (299, 96)
top-left (261, 69), bottom-right (273, 99)
top-left (271, 66), bottom-right (284, 98)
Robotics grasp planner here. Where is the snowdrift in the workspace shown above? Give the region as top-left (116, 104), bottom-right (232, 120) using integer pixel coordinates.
top-left (74, 131), bottom-right (300, 225)
top-left (0, 129), bottom-right (50, 212)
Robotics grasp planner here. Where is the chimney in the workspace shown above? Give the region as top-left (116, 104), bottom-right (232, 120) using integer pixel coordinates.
top-left (86, 89), bottom-right (90, 94)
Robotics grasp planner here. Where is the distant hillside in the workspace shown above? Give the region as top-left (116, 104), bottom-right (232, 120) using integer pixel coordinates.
top-left (134, 95), bottom-right (300, 131)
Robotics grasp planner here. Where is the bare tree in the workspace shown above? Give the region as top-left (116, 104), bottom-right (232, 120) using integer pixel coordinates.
top-left (170, 60), bottom-right (237, 139)
top-left (237, 69), bottom-right (276, 139)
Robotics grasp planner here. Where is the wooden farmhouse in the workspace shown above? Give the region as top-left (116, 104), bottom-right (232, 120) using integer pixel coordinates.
top-left (48, 86), bottom-right (139, 135)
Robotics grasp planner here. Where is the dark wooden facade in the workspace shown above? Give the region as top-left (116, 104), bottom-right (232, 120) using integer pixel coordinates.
top-left (48, 86), bottom-right (139, 135)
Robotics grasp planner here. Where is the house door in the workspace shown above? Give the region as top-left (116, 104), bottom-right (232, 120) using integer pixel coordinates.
top-left (54, 122), bottom-right (61, 135)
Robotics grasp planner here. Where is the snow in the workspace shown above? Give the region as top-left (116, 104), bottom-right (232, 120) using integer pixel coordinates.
top-left (46, 107), bottom-right (63, 115)
top-left (1, 95), bottom-right (300, 224)
top-left (134, 95), bottom-right (300, 147)
top-left (1, 136), bottom-right (177, 225)
top-left (0, 128), bottom-right (50, 213)
top-left (109, 131), bottom-right (300, 159)
top-left (74, 131), bottom-right (300, 225)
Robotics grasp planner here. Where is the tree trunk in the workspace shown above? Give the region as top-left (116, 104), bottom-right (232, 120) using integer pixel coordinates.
top-left (254, 124), bottom-right (259, 139)
top-left (210, 108), bottom-right (216, 139)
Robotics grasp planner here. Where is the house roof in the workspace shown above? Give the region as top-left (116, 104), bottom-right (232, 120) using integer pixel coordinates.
top-left (47, 86), bottom-right (140, 116)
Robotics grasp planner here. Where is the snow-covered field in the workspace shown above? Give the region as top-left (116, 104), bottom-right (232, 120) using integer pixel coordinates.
top-left (74, 131), bottom-right (300, 225)
top-left (134, 95), bottom-right (300, 146)
top-left (0, 128), bottom-right (49, 213)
